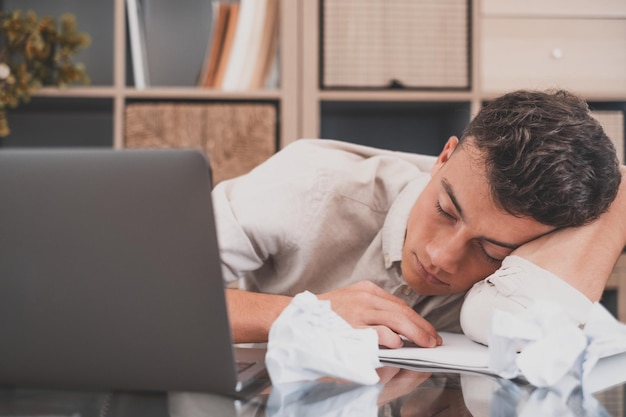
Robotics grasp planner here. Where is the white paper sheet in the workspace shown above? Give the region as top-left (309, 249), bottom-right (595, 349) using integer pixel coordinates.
top-left (378, 309), bottom-right (626, 394)
top-left (379, 332), bottom-right (490, 371)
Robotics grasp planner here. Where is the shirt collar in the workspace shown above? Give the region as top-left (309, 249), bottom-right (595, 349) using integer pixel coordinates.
top-left (382, 175), bottom-right (431, 269)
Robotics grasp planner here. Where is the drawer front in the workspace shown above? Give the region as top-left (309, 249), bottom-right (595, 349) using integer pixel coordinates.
top-left (481, 18), bottom-right (626, 95)
top-left (482, 0), bottom-right (626, 18)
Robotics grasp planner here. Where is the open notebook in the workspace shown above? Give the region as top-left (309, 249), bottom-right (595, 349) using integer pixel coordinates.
top-left (379, 331), bottom-right (626, 394)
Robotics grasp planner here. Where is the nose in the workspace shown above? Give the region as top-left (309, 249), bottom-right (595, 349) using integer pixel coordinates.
top-left (425, 229), bottom-right (466, 275)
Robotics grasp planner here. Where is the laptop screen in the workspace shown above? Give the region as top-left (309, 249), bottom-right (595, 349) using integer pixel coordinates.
top-left (0, 149), bottom-right (239, 393)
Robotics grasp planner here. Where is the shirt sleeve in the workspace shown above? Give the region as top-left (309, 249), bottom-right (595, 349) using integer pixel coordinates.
top-left (211, 138), bottom-right (436, 286)
top-left (211, 140), bottom-right (326, 284)
top-left (459, 255), bottom-right (594, 345)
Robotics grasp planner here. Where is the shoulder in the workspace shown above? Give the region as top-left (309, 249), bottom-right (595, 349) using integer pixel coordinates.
top-left (282, 139), bottom-right (438, 171)
top-left (212, 139), bottom-right (433, 226)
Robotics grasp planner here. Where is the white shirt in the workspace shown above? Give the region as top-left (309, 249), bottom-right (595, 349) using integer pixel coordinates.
top-left (212, 139), bottom-right (591, 338)
top-left (212, 139), bottom-right (465, 332)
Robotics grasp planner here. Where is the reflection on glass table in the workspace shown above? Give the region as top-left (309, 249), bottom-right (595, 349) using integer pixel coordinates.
top-left (0, 365), bottom-right (623, 417)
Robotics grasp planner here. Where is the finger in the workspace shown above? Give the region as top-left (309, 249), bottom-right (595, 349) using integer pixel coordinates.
top-left (376, 365), bottom-right (401, 384)
top-left (363, 297), bottom-right (442, 347)
top-left (377, 368), bottom-right (432, 407)
top-left (372, 325), bottom-right (404, 349)
top-left (350, 281), bottom-right (410, 307)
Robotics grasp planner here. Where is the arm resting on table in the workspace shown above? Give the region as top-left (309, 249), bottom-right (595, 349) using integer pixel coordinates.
top-left (461, 167), bottom-right (626, 345)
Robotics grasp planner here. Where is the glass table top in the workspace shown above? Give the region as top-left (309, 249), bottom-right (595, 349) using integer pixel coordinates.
top-left (0, 364), bottom-right (623, 417)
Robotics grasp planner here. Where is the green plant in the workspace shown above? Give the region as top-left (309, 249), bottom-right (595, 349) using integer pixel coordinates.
top-left (0, 10), bottom-right (91, 137)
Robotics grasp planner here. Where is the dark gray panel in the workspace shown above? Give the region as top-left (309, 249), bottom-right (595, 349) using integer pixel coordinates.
top-left (321, 101), bottom-right (471, 155)
top-left (142, 0), bottom-right (213, 86)
top-left (2, 0), bottom-right (114, 86)
top-left (1, 98), bottom-right (113, 148)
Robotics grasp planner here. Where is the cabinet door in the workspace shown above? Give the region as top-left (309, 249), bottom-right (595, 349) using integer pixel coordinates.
top-left (322, 0), bottom-right (470, 89)
top-left (481, 18), bottom-right (626, 96)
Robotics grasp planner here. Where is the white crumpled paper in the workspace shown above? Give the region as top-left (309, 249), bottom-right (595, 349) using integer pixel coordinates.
top-left (489, 300), bottom-right (626, 389)
top-left (265, 291), bottom-right (381, 385)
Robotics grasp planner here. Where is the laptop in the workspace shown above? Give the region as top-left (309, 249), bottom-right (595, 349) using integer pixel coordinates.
top-left (0, 148), bottom-right (267, 396)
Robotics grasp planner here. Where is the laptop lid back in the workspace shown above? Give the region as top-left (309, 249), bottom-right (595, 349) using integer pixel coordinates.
top-left (0, 149), bottom-right (238, 393)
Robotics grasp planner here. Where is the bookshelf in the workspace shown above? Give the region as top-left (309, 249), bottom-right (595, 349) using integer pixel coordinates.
top-left (1, 0), bottom-right (625, 319)
top-left (8, 0), bottom-right (625, 157)
top-left (0, 0), bottom-right (298, 151)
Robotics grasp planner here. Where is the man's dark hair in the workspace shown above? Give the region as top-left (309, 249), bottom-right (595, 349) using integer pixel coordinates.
top-left (460, 89), bottom-right (621, 228)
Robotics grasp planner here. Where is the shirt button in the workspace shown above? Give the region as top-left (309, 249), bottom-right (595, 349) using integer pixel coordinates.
top-left (402, 286), bottom-right (412, 296)
top-left (383, 254), bottom-right (390, 265)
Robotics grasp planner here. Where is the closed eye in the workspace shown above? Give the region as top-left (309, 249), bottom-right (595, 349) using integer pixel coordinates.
top-left (435, 201), bottom-right (456, 220)
top-left (479, 243), bottom-right (502, 264)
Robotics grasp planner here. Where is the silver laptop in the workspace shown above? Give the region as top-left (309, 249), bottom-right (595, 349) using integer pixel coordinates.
top-left (0, 148), bottom-right (266, 396)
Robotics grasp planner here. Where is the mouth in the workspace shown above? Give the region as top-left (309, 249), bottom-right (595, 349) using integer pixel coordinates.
top-left (413, 253), bottom-right (450, 287)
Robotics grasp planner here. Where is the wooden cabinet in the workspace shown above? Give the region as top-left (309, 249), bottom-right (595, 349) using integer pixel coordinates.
top-left (481, 18), bottom-right (626, 96)
top-left (480, 0), bottom-right (626, 97)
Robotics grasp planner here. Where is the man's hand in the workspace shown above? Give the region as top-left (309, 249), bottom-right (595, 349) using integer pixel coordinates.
top-left (376, 366), bottom-right (432, 407)
top-left (227, 281), bottom-right (441, 349)
top-left (318, 281), bottom-right (442, 349)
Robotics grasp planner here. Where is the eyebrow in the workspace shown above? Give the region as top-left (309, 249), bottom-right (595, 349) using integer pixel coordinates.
top-left (441, 178), bottom-right (520, 250)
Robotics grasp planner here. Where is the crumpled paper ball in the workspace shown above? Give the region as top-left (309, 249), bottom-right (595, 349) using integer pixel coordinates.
top-left (265, 291), bottom-right (381, 385)
top-left (489, 301), bottom-right (626, 390)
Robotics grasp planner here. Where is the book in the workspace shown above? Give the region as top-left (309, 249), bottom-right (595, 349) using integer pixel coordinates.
top-left (221, 0), bottom-right (259, 91)
top-left (236, 0), bottom-right (268, 90)
top-left (199, 0), bottom-right (278, 90)
top-left (126, 0), bottom-right (150, 89)
top-left (213, 2), bottom-right (240, 89)
top-left (197, 2), bottom-right (229, 87)
top-left (249, 0), bottom-right (280, 89)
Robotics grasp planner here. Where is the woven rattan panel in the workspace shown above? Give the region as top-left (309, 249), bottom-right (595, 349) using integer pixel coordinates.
top-left (591, 110), bottom-right (625, 164)
top-left (322, 0), bottom-right (469, 89)
top-left (124, 102), bottom-right (276, 184)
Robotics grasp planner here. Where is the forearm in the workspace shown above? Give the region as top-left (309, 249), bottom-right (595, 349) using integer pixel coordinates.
top-left (513, 166), bottom-right (626, 301)
top-left (225, 288), bottom-right (292, 343)
top-left (461, 255), bottom-right (595, 345)
top-left (462, 167), bottom-right (626, 344)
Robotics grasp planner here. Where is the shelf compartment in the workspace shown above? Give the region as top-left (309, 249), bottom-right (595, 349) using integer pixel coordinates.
top-left (123, 99), bottom-right (279, 184)
top-left (1, 98), bottom-right (114, 148)
top-left (320, 101), bottom-right (471, 155)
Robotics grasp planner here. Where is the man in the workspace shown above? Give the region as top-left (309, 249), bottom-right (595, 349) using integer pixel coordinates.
top-left (212, 90), bottom-right (625, 348)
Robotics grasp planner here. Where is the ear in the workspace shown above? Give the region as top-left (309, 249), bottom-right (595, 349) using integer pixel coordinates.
top-left (431, 136), bottom-right (459, 175)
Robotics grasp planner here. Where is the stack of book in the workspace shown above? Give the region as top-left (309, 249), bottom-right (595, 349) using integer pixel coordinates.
top-left (197, 0), bottom-right (280, 90)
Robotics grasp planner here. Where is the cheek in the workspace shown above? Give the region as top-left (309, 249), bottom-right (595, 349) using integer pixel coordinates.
top-left (455, 261), bottom-right (501, 291)
top-left (406, 201), bottom-right (438, 242)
